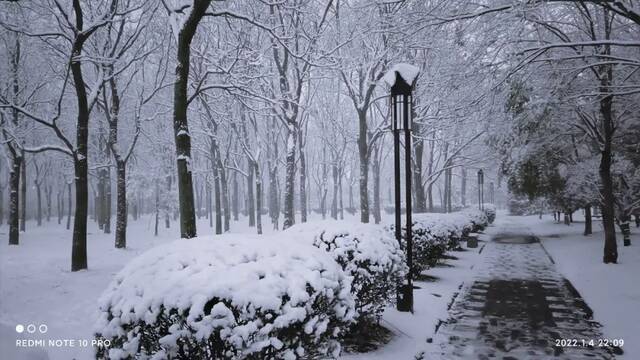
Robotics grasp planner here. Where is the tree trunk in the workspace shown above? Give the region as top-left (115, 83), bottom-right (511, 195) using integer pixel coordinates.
top-left (299, 148), bottom-right (308, 224)
top-left (461, 167), bottom-right (467, 207)
top-left (35, 182), bottom-right (42, 226)
top-left (207, 181), bottom-right (212, 226)
top-left (348, 177), bottom-right (353, 211)
top-left (45, 184), bottom-right (52, 222)
top-left (443, 169), bottom-right (449, 213)
top-left (442, 143), bottom-right (451, 213)
top-left (114, 161), bottom-right (127, 248)
top-left (599, 95), bottom-right (618, 263)
top-left (165, 174), bottom-right (171, 229)
top-left (268, 119), bottom-right (280, 230)
top-left (232, 170), bottom-right (239, 221)
top-left (8, 156), bottom-right (21, 245)
top-left (196, 178), bottom-right (203, 219)
top-left (320, 147), bottom-right (328, 220)
top-left (331, 161), bottom-right (339, 220)
top-left (172, 0), bottom-right (212, 239)
top-left (68, 22), bottom-right (93, 271)
top-left (212, 147), bottom-right (222, 235)
top-left (584, 205), bottom-right (592, 236)
top-left (247, 159), bottom-right (256, 227)
top-left (447, 167), bottom-right (453, 213)
top-left (357, 111), bottom-right (369, 223)
top-left (71, 157), bottom-right (89, 271)
top-left (427, 141), bottom-right (434, 212)
top-left (0, 183), bottom-right (4, 226)
top-left (218, 156), bottom-right (230, 232)
top-left (269, 167), bottom-right (279, 230)
top-left (20, 153), bottom-right (26, 232)
top-left (283, 125), bottom-right (296, 229)
top-left (103, 165), bottom-right (111, 234)
top-left (599, 18), bottom-right (618, 264)
top-left (255, 163), bottom-right (263, 235)
top-left (339, 169), bottom-right (344, 220)
top-left (57, 188), bottom-right (63, 225)
top-left (97, 172), bottom-right (103, 228)
top-left (6, 35), bottom-right (21, 244)
top-left (154, 180), bottom-right (159, 237)
top-left (413, 123), bottom-right (426, 212)
top-left (372, 146), bottom-right (381, 224)
top-left (93, 192), bottom-right (98, 223)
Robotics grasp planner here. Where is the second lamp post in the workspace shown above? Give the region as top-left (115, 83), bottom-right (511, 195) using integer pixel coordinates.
top-left (477, 169), bottom-right (484, 211)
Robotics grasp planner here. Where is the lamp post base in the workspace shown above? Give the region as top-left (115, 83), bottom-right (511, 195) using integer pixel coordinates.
top-left (397, 284), bottom-right (414, 312)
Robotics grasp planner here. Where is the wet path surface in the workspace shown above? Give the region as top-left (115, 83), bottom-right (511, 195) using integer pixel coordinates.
top-left (430, 224), bottom-right (616, 360)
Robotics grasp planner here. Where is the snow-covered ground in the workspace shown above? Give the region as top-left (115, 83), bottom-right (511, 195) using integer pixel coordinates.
top-left (524, 214), bottom-right (640, 359)
top-left (3, 212), bottom-right (636, 360)
top-left (0, 212), bottom-right (485, 360)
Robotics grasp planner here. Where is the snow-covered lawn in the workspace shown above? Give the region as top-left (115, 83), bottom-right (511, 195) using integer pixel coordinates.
top-left (6, 212), bottom-right (635, 360)
top-left (521, 214), bottom-right (640, 359)
top-left (0, 212), bottom-right (488, 360)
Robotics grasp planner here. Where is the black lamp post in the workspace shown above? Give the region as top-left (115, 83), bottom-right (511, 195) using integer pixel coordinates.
top-left (390, 70), bottom-right (416, 313)
top-left (477, 169), bottom-right (484, 210)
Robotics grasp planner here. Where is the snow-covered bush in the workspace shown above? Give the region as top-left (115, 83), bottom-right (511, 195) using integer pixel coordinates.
top-left (403, 220), bottom-right (448, 276)
top-left (460, 208), bottom-right (489, 232)
top-left (391, 210), bottom-right (491, 279)
top-left (482, 203), bottom-right (497, 224)
top-left (284, 221), bottom-right (406, 324)
top-left (94, 235), bottom-right (356, 360)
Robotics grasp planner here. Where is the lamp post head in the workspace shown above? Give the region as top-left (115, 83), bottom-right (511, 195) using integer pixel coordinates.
top-left (477, 169), bottom-right (484, 185)
top-left (385, 64), bottom-right (419, 133)
top-left (390, 71), bottom-right (413, 97)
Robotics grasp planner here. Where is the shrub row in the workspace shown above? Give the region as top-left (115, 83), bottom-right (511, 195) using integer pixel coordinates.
top-left (95, 222), bottom-right (406, 359)
top-left (95, 209), bottom-right (496, 359)
top-left (391, 208), bottom-right (493, 279)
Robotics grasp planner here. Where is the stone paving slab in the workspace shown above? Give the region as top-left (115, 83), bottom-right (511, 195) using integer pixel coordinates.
top-left (428, 224), bottom-right (617, 360)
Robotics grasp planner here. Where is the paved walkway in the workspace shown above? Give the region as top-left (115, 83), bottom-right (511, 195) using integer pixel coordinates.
top-left (431, 220), bottom-right (617, 360)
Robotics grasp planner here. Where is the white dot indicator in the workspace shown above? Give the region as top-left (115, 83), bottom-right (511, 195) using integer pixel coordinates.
top-left (27, 324), bottom-right (36, 334)
top-left (15, 324), bottom-right (24, 333)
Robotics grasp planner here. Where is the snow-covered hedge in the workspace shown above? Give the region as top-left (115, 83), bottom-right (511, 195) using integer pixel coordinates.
top-left (392, 210), bottom-right (491, 278)
top-left (94, 235), bottom-right (355, 360)
top-left (482, 203), bottom-right (497, 224)
top-left (284, 221), bottom-right (406, 324)
top-left (460, 208), bottom-right (489, 232)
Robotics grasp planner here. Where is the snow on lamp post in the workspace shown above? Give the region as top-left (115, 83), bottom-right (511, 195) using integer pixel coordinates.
top-left (384, 64), bottom-right (419, 313)
top-left (477, 169), bottom-right (484, 211)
